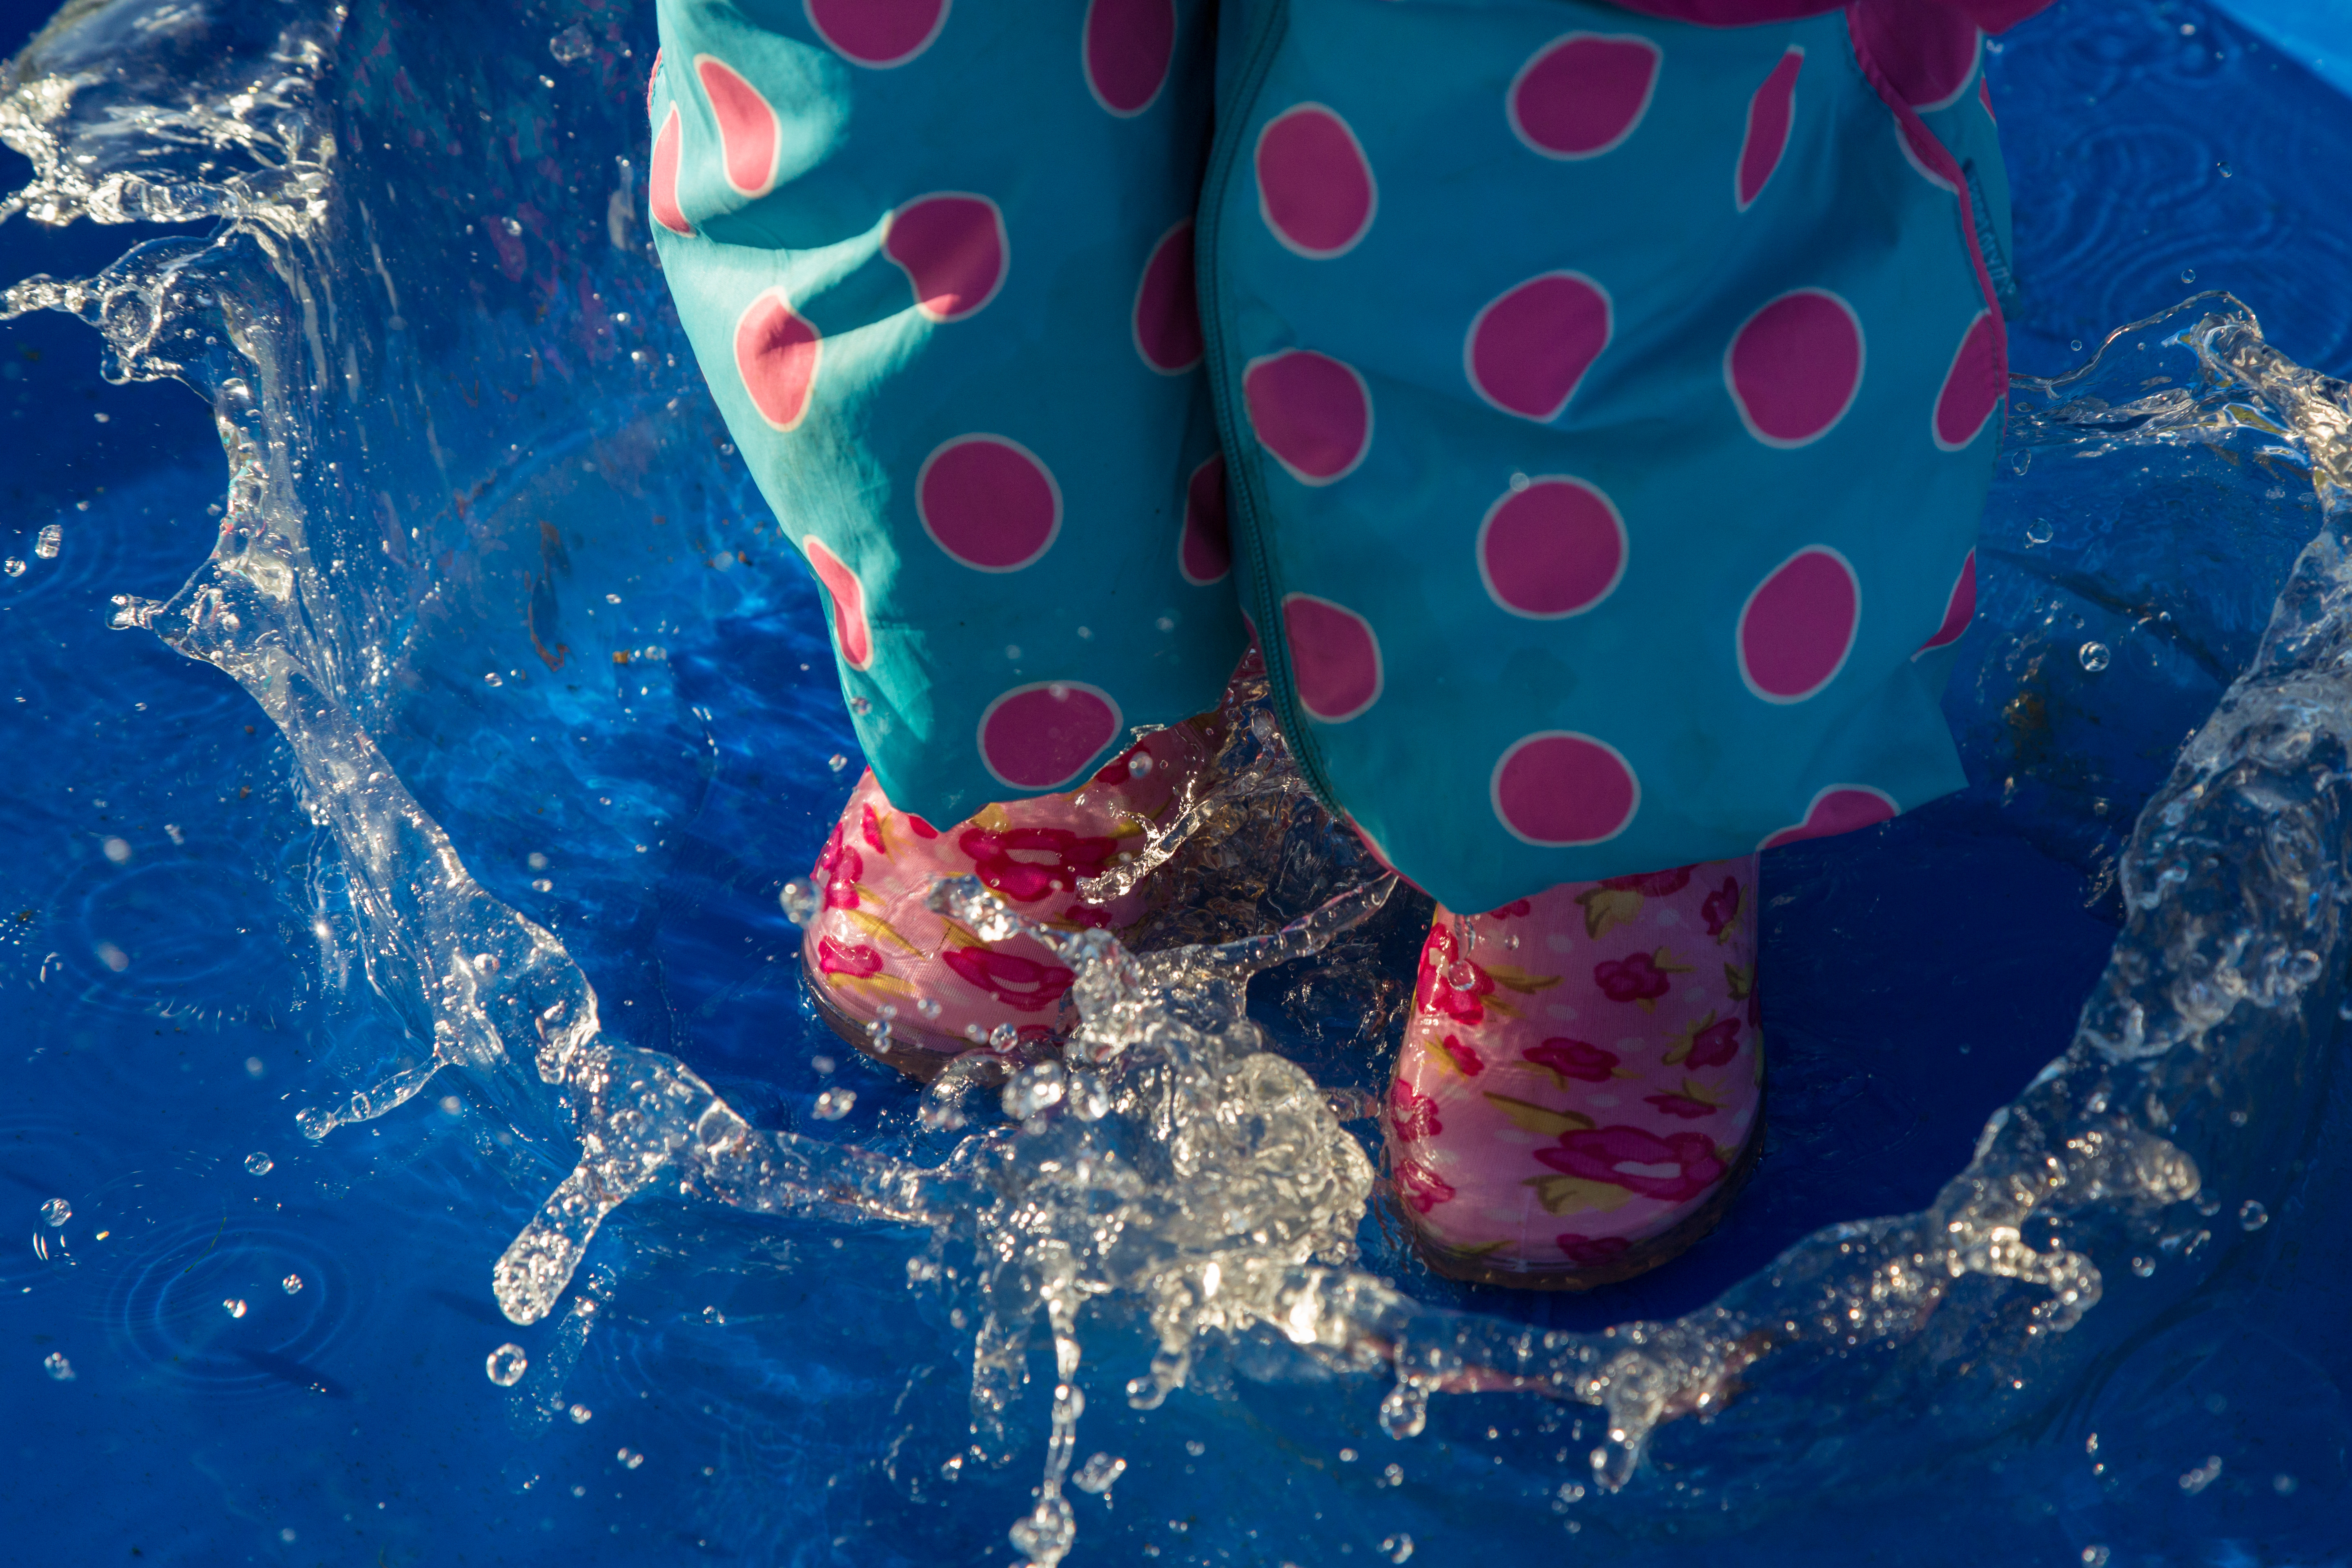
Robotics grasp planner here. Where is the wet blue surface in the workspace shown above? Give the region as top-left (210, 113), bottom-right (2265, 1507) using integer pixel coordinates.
top-left (3, 2), bottom-right (2351, 1564)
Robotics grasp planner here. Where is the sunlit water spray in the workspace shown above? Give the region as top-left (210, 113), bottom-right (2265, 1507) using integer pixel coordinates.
top-left (10, 0), bottom-right (2352, 1559)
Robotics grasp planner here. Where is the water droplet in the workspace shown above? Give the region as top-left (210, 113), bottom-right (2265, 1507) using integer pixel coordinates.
top-left (1443, 961), bottom-right (1477, 990)
top-left (1129, 752), bottom-right (1154, 777)
top-left (2025, 519), bottom-right (2054, 546)
top-left (915, 997), bottom-right (942, 1020)
top-left (486, 1343), bottom-right (528, 1386)
top-left (811, 1054), bottom-right (836, 1076)
top-left (778, 880), bottom-right (820, 926)
top-left (2274, 1473), bottom-right (2299, 1494)
top-left (2069, 339), bottom-right (2085, 353)
top-left (245, 1151), bottom-right (274, 1176)
top-left (2238, 1200), bottom-right (2268, 1231)
top-left (569, 1403), bottom-right (593, 1424)
top-left (223, 1297), bottom-right (248, 1319)
top-left (39, 1198), bottom-right (69, 1227)
top-left (2, 559), bottom-right (22, 577)
top-left (617, 1447), bottom-right (645, 1470)
top-left (812, 1087), bottom-right (855, 1121)
top-left (548, 22), bottom-right (592, 61)
top-left (101, 837), bottom-right (131, 865)
top-left (281, 1272), bottom-right (305, 1294)
top-left (43, 1352), bottom-right (75, 1381)
top-left (482, 671), bottom-right (502, 686)
top-left (826, 753), bottom-right (849, 773)
top-left (1381, 1534), bottom-right (1416, 1564)
top-left (471, 952), bottom-right (499, 974)
top-left (1069, 1070), bottom-right (1112, 1122)
top-left (1002, 1061), bottom-right (1067, 1120)
top-left (34, 523), bottom-right (61, 559)
top-left (1074, 1452), bottom-right (1126, 1494)
top-left (1378, 1382), bottom-right (1429, 1439)
top-left (2082, 1548), bottom-right (2110, 1568)
top-left (2216, 161), bottom-right (2232, 178)
top-left (2180, 268), bottom-right (2197, 285)
top-left (296, 1107), bottom-right (334, 1140)
top-left (530, 879), bottom-right (552, 893)
top-left (2079, 641), bottom-right (2111, 673)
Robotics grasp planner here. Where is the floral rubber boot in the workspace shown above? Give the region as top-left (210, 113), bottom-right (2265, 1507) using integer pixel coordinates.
top-left (1383, 857), bottom-right (1765, 1289)
top-left (799, 719), bottom-right (1223, 1080)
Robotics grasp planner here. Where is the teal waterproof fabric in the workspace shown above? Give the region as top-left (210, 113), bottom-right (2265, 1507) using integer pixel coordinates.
top-left (649, 0), bottom-right (2013, 913)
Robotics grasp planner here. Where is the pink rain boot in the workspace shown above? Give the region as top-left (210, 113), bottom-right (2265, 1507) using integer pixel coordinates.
top-left (1383, 857), bottom-right (1765, 1289)
top-left (798, 718), bottom-right (1224, 1080)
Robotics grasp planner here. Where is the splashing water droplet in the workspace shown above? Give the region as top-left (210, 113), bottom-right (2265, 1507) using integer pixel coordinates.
top-left (281, 1273), bottom-right (304, 1294)
top-left (1072, 1453), bottom-right (1126, 1494)
top-left (245, 1151), bottom-right (274, 1176)
top-left (33, 523), bottom-right (61, 559)
top-left (43, 1352), bottom-right (75, 1381)
top-left (1003, 1061), bottom-right (1067, 1120)
top-left (778, 880), bottom-right (819, 927)
top-left (39, 1198), bottom-right (70, 1227)
top-left (2180, 269), bottom-right (2197, 285)
top-left (548, 22), bottom-right (591, 62)
top-left (2079, 641), bottom-right (2111, 673)
top-left (812, 1087), bottom-right (855, 1121)
top-left (223, 1298), bottom-right (248, 1319)
top-left (2069, 339), bottom-right (2085, 353)
top-left (1378, 1382), bottom-right (1429, 1439)
top-left (1381, 1534), bottom-right (1416, 1564)
top-left (827, 753), bottom-right (849, 773)
top-left (2238, 1200), bottom-right (2268, 1231)
top-left (569, 1403), bottom-right (593, 1424)
top-left (486, 1343), bottom-right (528, 1386)
top-left (616, 1447), bottom-right (644, 1470)
top-left (3, 559), bottom-right (23, 577)
top-left (2025, 519), bottom-right (2054, 546)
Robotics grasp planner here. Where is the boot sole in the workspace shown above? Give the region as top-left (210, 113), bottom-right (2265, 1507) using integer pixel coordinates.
top-left (1402, 1102), bottom-right (1768, 1292)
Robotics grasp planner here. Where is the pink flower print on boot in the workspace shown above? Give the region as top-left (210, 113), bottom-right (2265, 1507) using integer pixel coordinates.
top-left (1383, 854), bottom-right (1764, 1289)
top-left (798, 712), bottom-right (1225, 1080)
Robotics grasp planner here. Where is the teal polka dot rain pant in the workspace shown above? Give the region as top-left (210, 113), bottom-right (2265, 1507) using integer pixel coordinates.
top-left (648, 0), bottom-right (2024, 914)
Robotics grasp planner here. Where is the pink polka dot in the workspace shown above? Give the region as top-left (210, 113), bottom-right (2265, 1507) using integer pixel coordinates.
top-left (734, 289), bottom-right (822, 432)
top-left (1737, 46), bottom-right (1802, 211)
top-left (917, 435), bottom-right (1061, 572)
top-left (1760, 785), bottom-right (1898, 851)
top-left (885, 194), bottom-right (1007, 323)
top-left (979, 683), bottom-right (1123, 791)
top-left (1490, 732), bottom-right (1639, 847)
top-left (1849, 0), bottom-right (1979, 111)
top-left (1508, 33), bottom-right (1660, 160)
top-left (1133, 219), bottom-right (1202, 374)
top-left (1914, 549), bottom-right (1975, 657)
top-left (804, 0), bottom-right (948, 68)
top-left (648, 105), bottom-right (692, 235)
top-left (1933, 308), bottom-right (2004, 451)
top-left (1477, 478), bottom-right (1626, 619)
top-left (1281, 593), bottom-right (1382, 722)
top-left (1243, 351), bottom-right (1371, 486)
top-left (1738, 546), bottom-right (1859, 704)
top-left (802, 534), bottom-right (872, 669)
top-left (1179, 453), bottom-right (1229, 586)
top-left (1254, 105), bottom-right (1376, 259)
top-left (1084, 0), bottom-right (1174, 118)
top-left (694, 56), bottom-right (781, 197)
top-left (1465, 271), bottom-right (1611, 423)
top-left (1725, 288), bottom-right (1864, 449)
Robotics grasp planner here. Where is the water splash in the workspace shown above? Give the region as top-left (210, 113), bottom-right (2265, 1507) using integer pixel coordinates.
top-left (9, 0), bottom-right (2352, 1558)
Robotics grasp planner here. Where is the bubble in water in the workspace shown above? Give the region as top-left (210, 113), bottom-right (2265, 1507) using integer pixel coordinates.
top-left (3, 559), bottom-right (22, 577)
top-left (2180, 268), bottom-right (2197, 285)
top-left (812, 1087), bottom-right (855, 1121)
top-left (1381, 1535), bottom-right (1416, 1564)
top-left (2216, 161), bottom-right (2232, 177)
top-left (223, 1298), bottom-right (248, 1319)
top-left (616, 1447), bottom-right (645, 1470)
top-left (281, 1273), bottom-right (304, 1295)
top-left (2079, 641), bottom-right (2111, 673)
top-left (569, 1403), bottom-right (593, 1424)
top-left (1073, 1452), bottom-right (1126, 1494)
top-left (34, 523), bottom-right (61, 559)
top-left (486, 1343), bottom-right (528, 1386)
top-left (2239, 1200), bottom-right (2269, 1230)
top-left (43, 1352), bottom-right (74, 1381)
top-left (245, 1151), bottom-right (274, 1176)
top-left (548, 22), bottom-right (592, 61)
top-left (39, 1198), bottom-right (69, 1227)
top-left (2069, 339), bottom-right (2085, 353)
top-left (2025, 519), bottom-right (2054, 546)
top-left (778, 880), bottom-right (820, 927)
top-left (2082, 1549), bottom-right (2110, 1568)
